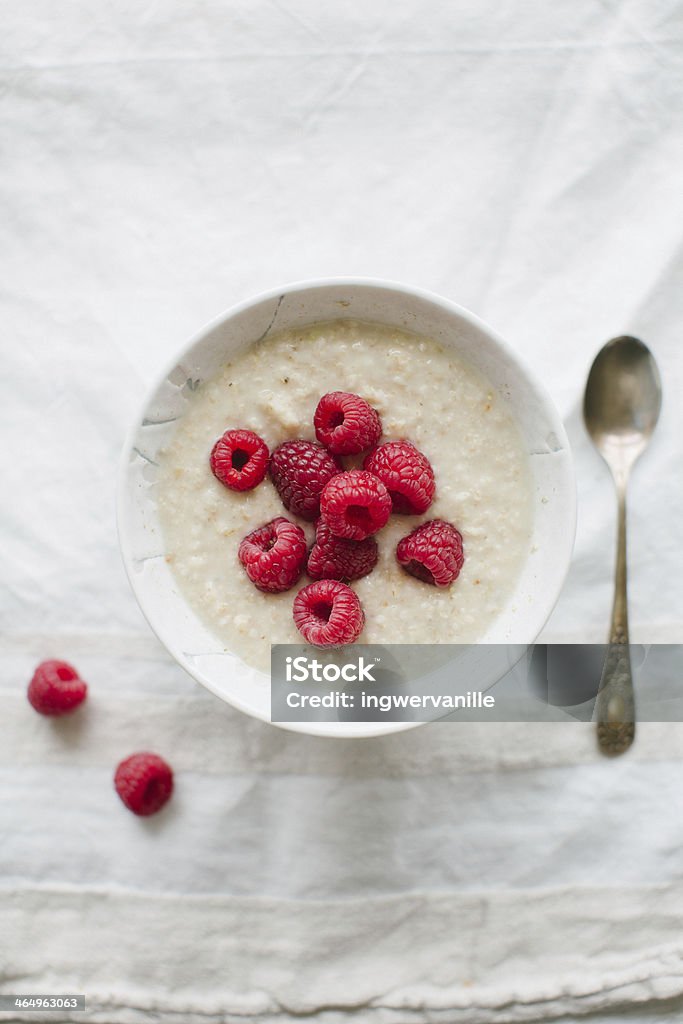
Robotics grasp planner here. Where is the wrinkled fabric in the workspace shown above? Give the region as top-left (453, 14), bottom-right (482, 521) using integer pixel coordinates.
top-left (1, 0), bottom-right (683, 1021)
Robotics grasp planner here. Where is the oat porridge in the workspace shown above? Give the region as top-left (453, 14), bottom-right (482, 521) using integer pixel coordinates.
top-left (157, 319), bottom-right (533, 672)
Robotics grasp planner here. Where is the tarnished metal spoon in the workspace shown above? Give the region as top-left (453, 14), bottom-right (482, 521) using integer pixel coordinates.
top-left (583, 336), bottom-right (662, 756)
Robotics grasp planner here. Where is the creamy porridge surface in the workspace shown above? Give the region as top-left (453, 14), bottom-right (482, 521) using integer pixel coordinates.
top-left (157, 320), bottom-right (533, 672)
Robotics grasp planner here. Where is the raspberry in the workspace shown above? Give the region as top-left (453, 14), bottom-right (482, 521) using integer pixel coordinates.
top-left (307, 520), bottom-right (379, 582)
top-left (320, 469), bottom-right (391, 540)
top-left (210, 428), bottom-right (269, 491)
top-left (239, 516), bottom-right (307, 593)
top-left (27, 660), bottom-right (87, 716)
top-left (314, 392), bottom-right (382, 455)
top-left (269, 439), bottom-right (341, 521)
top-left (114, 752), bottom-right (174, 817)
top-left (293, 580), bottom-right (365, 647)
top-left (396, 519), bottom-right (465, 587)
top-left (364, 440), bottom-right (435, 515)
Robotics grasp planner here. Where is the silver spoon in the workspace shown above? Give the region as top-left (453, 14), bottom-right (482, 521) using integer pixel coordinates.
top-left (583, 336), bottom-right (662, 756)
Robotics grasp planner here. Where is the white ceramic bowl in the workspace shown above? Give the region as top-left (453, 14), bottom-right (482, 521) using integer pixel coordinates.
top-left (117, 279), bottom-right (576, 738)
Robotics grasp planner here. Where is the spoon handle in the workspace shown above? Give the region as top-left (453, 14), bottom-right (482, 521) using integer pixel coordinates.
top-left (595, 486), bottom-right (635, 756)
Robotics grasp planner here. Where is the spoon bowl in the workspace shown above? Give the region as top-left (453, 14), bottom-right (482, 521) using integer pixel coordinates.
top-left (584, 336), bottom-right (662, 479)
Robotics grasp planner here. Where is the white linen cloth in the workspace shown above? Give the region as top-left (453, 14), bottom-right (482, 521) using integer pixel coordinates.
top-left (2, 0), bottom-right (683, 1021)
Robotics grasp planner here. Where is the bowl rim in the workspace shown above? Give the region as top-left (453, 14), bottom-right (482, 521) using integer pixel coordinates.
top-left (117, 276), bottom-right (577, 737)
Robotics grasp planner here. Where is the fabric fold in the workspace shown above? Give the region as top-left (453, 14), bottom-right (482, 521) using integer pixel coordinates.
top-left (3, 884), bottom-right (683, 1023)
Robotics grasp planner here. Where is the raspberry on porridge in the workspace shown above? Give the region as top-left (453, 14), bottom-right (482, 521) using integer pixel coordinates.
top-left (364, 440), bottom-right (435, 516)
top-left (238, 516), bottom-right (307, 593)
top-left (293, 580), bottom-right (365, 647)
top-left (307, 520), bottom-right (379, 583)
top-left (210, 428), bottom-right (269, 492)
top-left (314, 391), bottom-right (382, 455)
top-left (320, 470), bottom-right (392, 541)
top-left (269, 439), bottom-right (341, 521)
top-left (396, 519), bottom-right (465, 587)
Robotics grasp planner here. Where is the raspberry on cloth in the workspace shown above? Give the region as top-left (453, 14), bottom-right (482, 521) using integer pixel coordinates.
top-left (114, 753), bottom-right (174, 817)
top-left (27, 660), bottom-right (88, 716)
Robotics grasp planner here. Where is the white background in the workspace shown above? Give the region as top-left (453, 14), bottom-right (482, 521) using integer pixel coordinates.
top-left (2, 1), bottom-right (683, 1022)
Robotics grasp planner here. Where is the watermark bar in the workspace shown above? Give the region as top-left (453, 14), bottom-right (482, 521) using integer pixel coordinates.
top-left (0, 995), bottom-right (85, 1010)
top-left (271, 643), bottom-right (683, 723)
